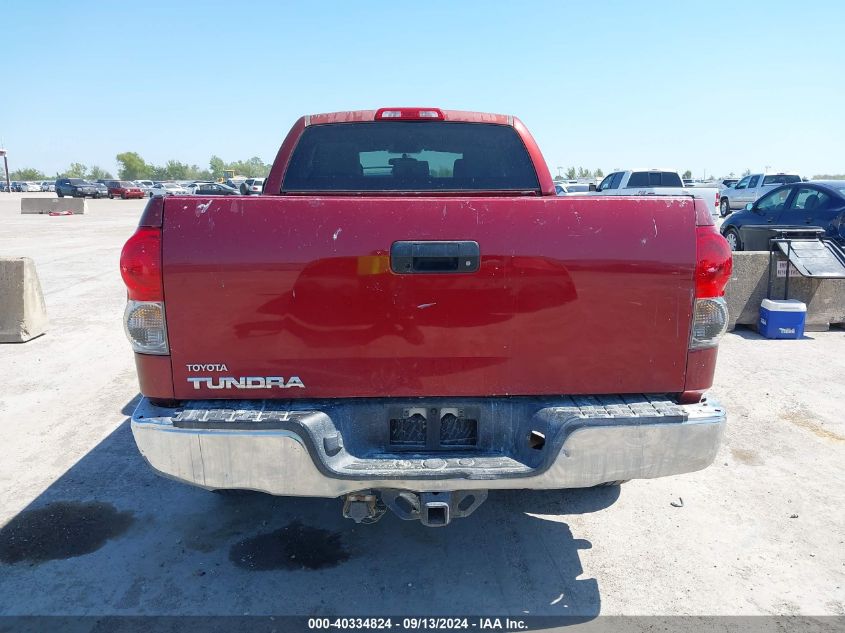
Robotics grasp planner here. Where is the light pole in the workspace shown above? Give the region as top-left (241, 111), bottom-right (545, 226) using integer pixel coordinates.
top-left (556, 166), bottom-right (563, 179)
top-left (0, 149), bottom-right (9, 194)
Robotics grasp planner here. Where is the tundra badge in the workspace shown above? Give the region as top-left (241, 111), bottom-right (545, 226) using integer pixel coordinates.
top-left (187, 376), bottom-right (305, 390)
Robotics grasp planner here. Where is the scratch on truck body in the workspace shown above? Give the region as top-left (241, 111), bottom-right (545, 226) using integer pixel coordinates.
top-left (195, 200), bottom-right (212, 216)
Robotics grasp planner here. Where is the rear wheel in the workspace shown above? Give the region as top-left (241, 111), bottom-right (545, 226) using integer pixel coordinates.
top-left (720, 198), bottom-right (730, 217)
top-left (121, 193), bottom-right (126, 199)
top-left (108, 194), bottom-right (114, 199)
top-left (57, 191), bottom-right (64, 198)
top-left (724, 228), bottom-right (742, 251)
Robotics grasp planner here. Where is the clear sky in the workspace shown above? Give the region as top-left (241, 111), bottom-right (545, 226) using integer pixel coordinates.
top-left (3, 0), bottom-right (844, 178)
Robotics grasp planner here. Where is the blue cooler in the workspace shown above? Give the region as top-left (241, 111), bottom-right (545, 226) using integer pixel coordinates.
top-left (758, 299), bottom-right (806, 339)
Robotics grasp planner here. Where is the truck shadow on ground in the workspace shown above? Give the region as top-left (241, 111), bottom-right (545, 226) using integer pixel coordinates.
top-left (0, 407), bottom-right (612, 621)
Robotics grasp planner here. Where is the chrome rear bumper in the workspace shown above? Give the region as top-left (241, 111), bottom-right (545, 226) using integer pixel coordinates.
top-left (130, 396), bottom-right (726, 497)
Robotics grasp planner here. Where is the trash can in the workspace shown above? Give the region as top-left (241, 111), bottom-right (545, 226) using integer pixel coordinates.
top-left (758, 299), bottom-right (806, 339)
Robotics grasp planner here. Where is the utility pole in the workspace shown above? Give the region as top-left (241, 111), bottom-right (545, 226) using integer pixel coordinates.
top-left (0, 149), bottom-right (9, 194)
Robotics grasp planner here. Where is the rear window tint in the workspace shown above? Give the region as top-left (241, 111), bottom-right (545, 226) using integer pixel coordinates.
top-left (282, 122), bottom-right (539, 192)
top-left (790, 188), bottom-right (830, 210)
top-left (626, 171), bottom-right (683, 188)
top-left (763, 175), bottom-right (801, 185)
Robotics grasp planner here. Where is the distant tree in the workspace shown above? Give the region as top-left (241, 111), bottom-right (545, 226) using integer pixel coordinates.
top-left (10, 167), bottom-right (46, 180)
top-left (145, 160), bottom-right (211, 181)
top-left (595, 168), bottom-right (604, 178)
top-left (577, 167), bottom-right (591, 178)
top-left (565, 166), bottom-right (577, 180)
top-left (226, 156), bottom-right (271, 177)
top-left (116, 152), bottom-right (151, 180)
top-left (59, 162), bottom-right (88, 178)
top-left (741, 168), bottom-right (751, 177)
top-left (164, 160), bottom-right (191, 180)
top-left (87, 165), bottom-right (113, 180)
top-left (192, 165), bottom-right (213, 181)
top-left (729, 171), bottom-right (735, 178)
top-left (682, 170), bottom-right (692, 180)
top-left (209, 155), bottom-right (226, 179)
top-left (812, 174), bottom-right (845, 180)
top-left (19, 152), bottom-right (275, 184)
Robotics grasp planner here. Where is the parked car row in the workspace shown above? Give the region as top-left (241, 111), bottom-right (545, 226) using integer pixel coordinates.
top-left (719, 180), bottom-right (845, 251)
top-left (718, 172), bottom-right (803, 217)
top-left (55, 179), bottom-right (104, 198)
top-left (7, 181), bottom-right (48, 192)
top-left (147, 181), bottom-right (240, 196)
top-left (552, 170), bottom-right (830, 234)
top-left (589, 169), bottom-right (722, 216)
top-left (47, 178), bottom-right (266, 198)
top-left (133, 177), bottom-right (265, 197)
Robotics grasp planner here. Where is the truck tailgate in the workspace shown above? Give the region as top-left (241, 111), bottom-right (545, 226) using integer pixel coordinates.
top-left (162, 195), bottom-right (696, 399)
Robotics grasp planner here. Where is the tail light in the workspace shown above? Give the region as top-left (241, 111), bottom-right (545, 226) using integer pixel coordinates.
top-left (124, 300), bottom-right (168, 354)
top-left (120, 227), bottom-right (162, 301)
top-left (690, 225), bottom-right (733, 349)
top-left (120, 226), bottom-right (168, 354)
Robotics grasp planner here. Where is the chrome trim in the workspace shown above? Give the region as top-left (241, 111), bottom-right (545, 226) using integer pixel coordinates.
top-left (131, 398), bottom-right (725, 497)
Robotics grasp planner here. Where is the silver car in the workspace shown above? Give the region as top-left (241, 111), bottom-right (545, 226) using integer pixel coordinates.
top-left (134, 180), bottom-right (154, 197)
top-left (150, 182), bottom-right (190, 197)
top-left (240, 178), bottom-right (265, 195)
top-left (719, 172), bottom-right (802, 217)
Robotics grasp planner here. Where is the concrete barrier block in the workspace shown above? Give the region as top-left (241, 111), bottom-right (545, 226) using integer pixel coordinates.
top-left (20, 197), bottom-right (87, 215)
top-left (0, 257), bottom-right (48, 343)
top-left (725, 251), bottom-right (845, 331)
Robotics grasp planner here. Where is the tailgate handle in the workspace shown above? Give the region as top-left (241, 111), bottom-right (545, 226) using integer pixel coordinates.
top-left (390, 241), bottom-right (480, 274)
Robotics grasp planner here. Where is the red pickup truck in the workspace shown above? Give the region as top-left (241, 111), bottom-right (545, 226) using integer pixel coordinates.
top-left (121, 107), bottom-right (732, 527)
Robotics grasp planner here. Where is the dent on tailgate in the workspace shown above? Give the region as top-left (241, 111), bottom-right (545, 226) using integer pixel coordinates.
top-left (161, 195), bottom-right (696, 400)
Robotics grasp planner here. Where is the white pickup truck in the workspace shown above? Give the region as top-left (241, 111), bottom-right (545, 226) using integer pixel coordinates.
top-left (718, 172), bottom-right (802, 217)
top-left (595, 170), bottom-right (721, 216)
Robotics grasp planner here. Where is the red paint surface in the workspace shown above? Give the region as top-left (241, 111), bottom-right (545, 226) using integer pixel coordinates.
top-left (134, 353), bottom-right (174, 400)
top-left (157, 195), bottom-right (696, 399)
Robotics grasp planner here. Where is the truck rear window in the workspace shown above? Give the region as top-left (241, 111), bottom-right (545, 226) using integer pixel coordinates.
top-left (762, 175), bottom-right (801, 186)
top-left (625, 171), bottom-right (683, 188)
top-left (282, 122), bottom-right (540, 193)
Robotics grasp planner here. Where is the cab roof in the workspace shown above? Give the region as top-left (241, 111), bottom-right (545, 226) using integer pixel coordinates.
top-left (306, 109), bottom-right (513, 126)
